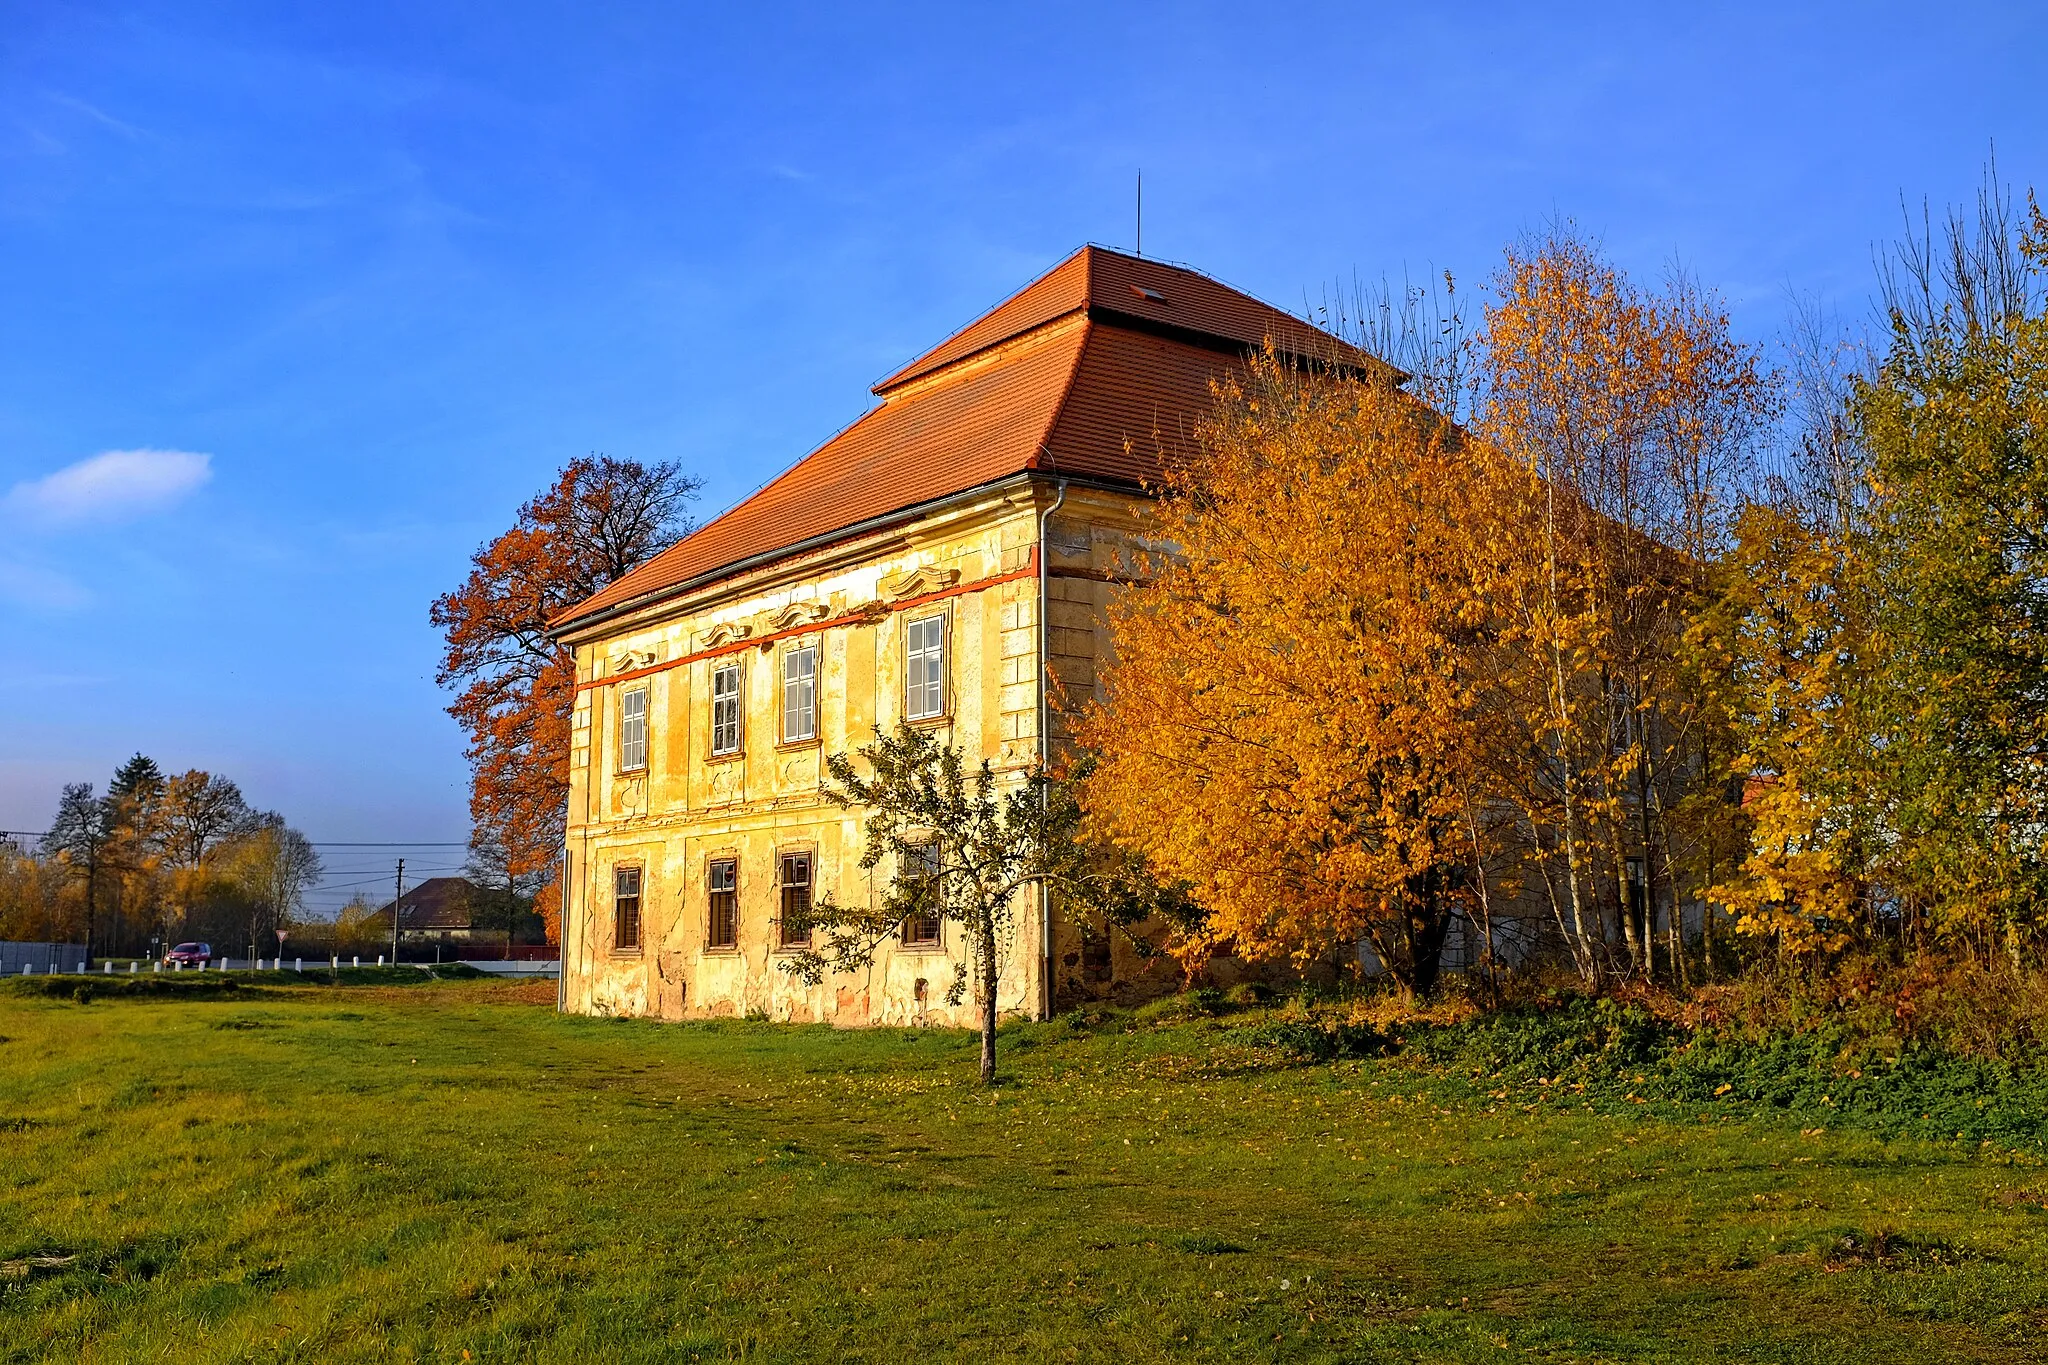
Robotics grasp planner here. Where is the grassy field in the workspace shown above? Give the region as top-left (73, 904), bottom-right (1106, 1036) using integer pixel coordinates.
top-left (2, 977), bottom-right (2045, 1363)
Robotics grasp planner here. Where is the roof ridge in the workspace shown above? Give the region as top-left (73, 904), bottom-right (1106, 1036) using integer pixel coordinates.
top-left (870, 246), bottom-right (1090, 396)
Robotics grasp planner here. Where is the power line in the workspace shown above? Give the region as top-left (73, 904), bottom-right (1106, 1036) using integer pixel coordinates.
top-left (2, 834), bottom-right (466, 843)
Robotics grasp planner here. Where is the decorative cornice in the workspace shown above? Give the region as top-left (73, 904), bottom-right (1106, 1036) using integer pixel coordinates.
top-left (575, 548), bottom-right (1041, 696)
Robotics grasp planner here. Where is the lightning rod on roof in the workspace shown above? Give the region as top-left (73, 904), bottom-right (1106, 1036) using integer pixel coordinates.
top-left (1136, 170), bottom-right (1142, 258)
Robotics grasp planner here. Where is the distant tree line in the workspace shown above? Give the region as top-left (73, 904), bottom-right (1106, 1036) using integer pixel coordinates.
top-left (0, 756), bottom-right (320, 960)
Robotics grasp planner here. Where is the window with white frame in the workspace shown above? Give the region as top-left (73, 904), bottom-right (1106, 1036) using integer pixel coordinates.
top-left (904, 614), bottom-right (947, 720)
top-left (710, 661), bottom-right (743, 757)
top-left (618, 686), bottom-right (648, 772)
top-left (781, 644), bottom-right (818, 743)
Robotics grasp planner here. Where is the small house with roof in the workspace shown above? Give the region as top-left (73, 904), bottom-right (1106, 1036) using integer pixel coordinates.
top-left (546, 246), bottom-right (1369, 1024)
top-left (372, 876), bottom-right (479, 944)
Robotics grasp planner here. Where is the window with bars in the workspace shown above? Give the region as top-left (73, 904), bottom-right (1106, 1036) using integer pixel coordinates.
top-left (904, 614), bottom-right (946, 720)
top-left (706, 858), bottom-right (737, 950)
top-left (777, 851), bottom-right (813, 948)
top-left (710, 661), bottom-right (743, 756)
top-left (618, 686), bottom-right (648, 771)
top-left (613, 866), bottom-right (642, 952)
top-left (781, 644), bottom-right (818, 743)
top-left (901, 841), bottom-right (942, 947)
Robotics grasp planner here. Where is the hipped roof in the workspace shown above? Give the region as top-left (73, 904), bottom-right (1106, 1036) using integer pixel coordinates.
top-left (552, 245), bottom-right (1371, 634)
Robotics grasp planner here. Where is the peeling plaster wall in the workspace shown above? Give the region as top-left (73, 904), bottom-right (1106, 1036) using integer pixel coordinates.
top-left (560, 481), bottom-right (1153, 1027)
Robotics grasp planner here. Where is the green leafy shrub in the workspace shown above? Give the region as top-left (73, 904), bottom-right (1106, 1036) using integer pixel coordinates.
top-left (1384, 996), bottom-right (2048, 1151)
top-left (1228, 1016), bottom-right (1387, 1062)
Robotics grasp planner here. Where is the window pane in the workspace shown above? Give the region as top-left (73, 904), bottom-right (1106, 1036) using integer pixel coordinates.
top-left (778, 852), bottom-right (812, 946)
top-left (903, 843), bottom-right (941, 945)
top-left (905, 616), bottom-right (945, 719)
top-left (620, 687), bottom-right (648, 770)
top-left (782, 646), bottom-right (817, 742)
top-left (712, 663), bottom-right (742, 755)
top-left (614, 866), bottom-right (642, 950)
top-left (707, 858), bottom-right (737, 949)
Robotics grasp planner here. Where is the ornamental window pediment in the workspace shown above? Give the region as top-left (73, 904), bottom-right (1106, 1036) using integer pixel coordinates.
top-left (883, 565), bottom-right (960, 601)
top-left (699, 621), bottom-right (753, 649)
top-left (768, 602), bottom-right (831, 632)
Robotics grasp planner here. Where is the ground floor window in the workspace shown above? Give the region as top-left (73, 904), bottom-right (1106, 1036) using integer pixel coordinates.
top-left (777, 852), bottom-right (813, 947)
top-left (901, 842), bottom-right (942, 947)
top-left (707, 858), bottom-right (738, 949)
top-left (614, 866), bottom-right (642, 952)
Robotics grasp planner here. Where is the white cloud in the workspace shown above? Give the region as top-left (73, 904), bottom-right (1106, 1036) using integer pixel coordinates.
top-left (6, 449), bottom-right (212, 526)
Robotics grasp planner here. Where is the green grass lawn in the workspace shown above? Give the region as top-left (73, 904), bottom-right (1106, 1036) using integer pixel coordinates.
top-left (2, 979), bottom-right (2045, 1363)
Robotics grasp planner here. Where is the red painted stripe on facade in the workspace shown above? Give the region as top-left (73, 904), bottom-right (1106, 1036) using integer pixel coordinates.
top-left (575, 546), bottom-right (1043, 694)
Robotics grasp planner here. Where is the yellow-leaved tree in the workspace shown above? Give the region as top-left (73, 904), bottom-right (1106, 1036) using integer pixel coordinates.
top-left (1694, 502), bottom-right (1867, 953)
top-left (1078, 355), bottom-right (1542, 995)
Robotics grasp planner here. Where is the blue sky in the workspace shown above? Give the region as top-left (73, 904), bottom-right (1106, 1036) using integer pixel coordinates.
top-left (2, 2), bottom-right (2043, 910)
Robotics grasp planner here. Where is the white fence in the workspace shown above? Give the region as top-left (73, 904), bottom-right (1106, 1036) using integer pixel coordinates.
top-left (12, 955), bottom-right (558, 980)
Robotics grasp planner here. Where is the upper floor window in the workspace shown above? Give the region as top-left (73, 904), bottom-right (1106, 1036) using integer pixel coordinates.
top-left (619, 686), bottom-right (648, 772)
top-left (614, 866), bottom-right (642, 952)
top-left (905, 614), bottom-right (947, 721)
top-left (706, 857), bottom-right (738, 950)
top-left (777, 851), bottom-right (813, 948)
top-left (782, 644), bottom-right (818, 743)
top-left (711, 661), bottom-right (743, 757)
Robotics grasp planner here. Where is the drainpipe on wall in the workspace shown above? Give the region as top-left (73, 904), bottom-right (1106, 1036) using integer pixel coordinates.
top-left (1037, 476), bottom-right (1068, 1021)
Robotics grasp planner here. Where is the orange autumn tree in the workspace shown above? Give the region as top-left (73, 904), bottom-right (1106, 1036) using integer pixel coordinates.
top-left (1079, 355), bottom-right (1543, 994)
top-left (432, 457), bottom-right (700, 937)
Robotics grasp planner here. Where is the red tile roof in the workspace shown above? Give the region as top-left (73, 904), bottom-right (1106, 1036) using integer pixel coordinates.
top-left (874, 245), bottom-right (1362, 394)
top-left (552, 246), bottom-right (1367, 633)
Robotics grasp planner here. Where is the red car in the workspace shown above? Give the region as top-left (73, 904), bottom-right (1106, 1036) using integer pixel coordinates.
top-left (164, 942), bottom-right (212, 967)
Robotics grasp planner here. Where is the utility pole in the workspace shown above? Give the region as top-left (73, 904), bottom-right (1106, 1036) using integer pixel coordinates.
top-left (391, 858), bottom-right (404, 965)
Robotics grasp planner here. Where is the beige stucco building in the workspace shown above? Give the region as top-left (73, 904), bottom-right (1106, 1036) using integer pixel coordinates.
top-left (547, 246), bottom-right (1362, 1025)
